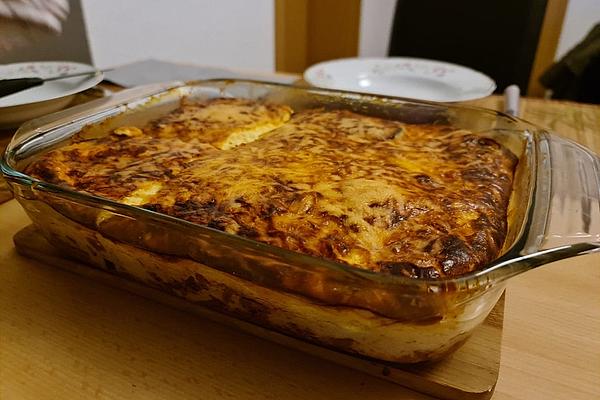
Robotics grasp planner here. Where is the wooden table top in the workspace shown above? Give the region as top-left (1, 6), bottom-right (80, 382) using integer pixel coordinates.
top-left (0, 91), bottom-right (599, 400)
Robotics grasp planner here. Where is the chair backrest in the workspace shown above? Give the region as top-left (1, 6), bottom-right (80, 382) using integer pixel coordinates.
top-left (0, 0), bottom-right (92, 65)
top-left (388, 0), bottom-right (548, 94)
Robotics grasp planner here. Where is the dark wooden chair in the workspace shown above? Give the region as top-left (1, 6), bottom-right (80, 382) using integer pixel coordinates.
top-left (388, 0), bottom-right (555, 95)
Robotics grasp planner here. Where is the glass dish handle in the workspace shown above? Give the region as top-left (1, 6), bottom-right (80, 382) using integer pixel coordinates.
top-left (522, 132), bottom-right (600, 257)
top-left (9, 81), bottom-right (184, 148)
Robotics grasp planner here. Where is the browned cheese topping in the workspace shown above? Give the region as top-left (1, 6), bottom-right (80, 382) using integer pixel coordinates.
top-left (27, 98), bottom-right (517, 279)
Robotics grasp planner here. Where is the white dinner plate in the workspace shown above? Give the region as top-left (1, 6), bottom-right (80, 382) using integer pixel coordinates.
top-left (304, 57), bottom-right (496, 102)
top-left (0, 61), bottom-right (104, 128)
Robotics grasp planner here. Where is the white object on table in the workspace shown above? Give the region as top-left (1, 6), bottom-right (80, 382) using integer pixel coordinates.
top-left (104, 59), bottom-right (299, 88)
top-left (503, 84), bottom-right (520, 117)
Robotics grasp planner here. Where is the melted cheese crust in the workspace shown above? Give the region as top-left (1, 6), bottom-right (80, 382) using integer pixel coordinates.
top-left (27, 98), bottom-right (517, 278)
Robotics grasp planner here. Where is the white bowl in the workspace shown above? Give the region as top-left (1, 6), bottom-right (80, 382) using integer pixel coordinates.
top-left (0, 61), bottom-right (104, 128)
top-left (304, 57), bottom-right (496, 102)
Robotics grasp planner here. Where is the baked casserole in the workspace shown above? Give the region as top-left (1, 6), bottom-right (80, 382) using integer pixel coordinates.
top-left (27, 98), bottom-right (516, 279)
top-left (19, 91), bottom-right (524, 363)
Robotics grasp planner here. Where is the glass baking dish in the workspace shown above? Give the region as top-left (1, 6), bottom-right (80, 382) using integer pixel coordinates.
top-left (2, 80), bottom-right (599, 363)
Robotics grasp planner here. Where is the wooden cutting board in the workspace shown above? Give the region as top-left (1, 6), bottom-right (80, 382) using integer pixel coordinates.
top-left (13, 225), bottom-right (505, 400)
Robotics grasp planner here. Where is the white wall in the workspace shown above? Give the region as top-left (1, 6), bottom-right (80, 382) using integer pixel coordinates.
top-left (555, 0), bottom-right (600, 60)
top-left (358, 0), bottom-right (396, 58)
top-left (81, 0), bottom-right (274, 71)
top-left (358, 0), bottom-right (600, 61)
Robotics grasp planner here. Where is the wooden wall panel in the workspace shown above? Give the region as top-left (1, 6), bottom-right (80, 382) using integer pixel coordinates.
top-left (275, 0), bottom-right (308, 74)
top-left (275, 0), bottom-right (361, 73)
top-left (305, 0), bottom-right (361, 67)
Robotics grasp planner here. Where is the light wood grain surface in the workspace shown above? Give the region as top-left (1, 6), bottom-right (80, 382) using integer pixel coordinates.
top-left (1, 94), bottom-right (600, 400)
top-left (13, 226), bottom-right (506, 400)
top-left (468, 96), bottom-right (600, 153)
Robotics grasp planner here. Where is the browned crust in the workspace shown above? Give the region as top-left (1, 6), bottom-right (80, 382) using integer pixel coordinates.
top-left (26, 98), bottom-right (517, 280)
